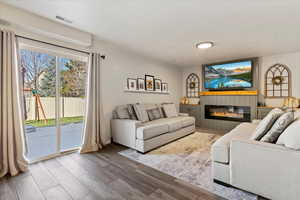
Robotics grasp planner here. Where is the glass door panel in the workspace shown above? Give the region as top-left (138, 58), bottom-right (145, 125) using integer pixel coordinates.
top-left (59, 58), bottom-right (87, 151)
top-left (21, 49), bottom-right (58, 161)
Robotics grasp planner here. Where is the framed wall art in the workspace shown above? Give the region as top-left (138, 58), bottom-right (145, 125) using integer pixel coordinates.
top-left (145, 75), bottom-right (155, 91)
top-left (155, 79), bottom-right (162, 92)
top-left (127, 78), bottom-right (137, 90)
top-left (137, 78), bottom-right (145, 90)
top-left (162, 83), bottom-right (168, 93)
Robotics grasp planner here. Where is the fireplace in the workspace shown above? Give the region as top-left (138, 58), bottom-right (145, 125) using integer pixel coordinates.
top-left (205, 105), bottom-right (251, 122)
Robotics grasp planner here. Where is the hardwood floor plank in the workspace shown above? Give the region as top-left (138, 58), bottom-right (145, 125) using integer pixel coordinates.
top-left (43, 160), bottom-right (90, 200)
top-left (0, 178), bottom-right (18, 200)
top-left (42, 186), bottom-right (72, 200)
top-left (109, 179), bottom-right (148, 200)
top-left (29, 163), bottom-right (58, 191)
top-left (9, 174), bottom-right (45, 200)
top-left (148, 189), bottom-right (178, 200)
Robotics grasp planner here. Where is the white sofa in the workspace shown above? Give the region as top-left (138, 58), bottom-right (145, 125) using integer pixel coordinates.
top-left (111, 104), bottom-right (196, 153)
top-left (212, 122), bottom-right (300, 200)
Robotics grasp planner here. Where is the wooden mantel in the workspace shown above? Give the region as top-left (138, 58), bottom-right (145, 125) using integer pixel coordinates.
top-left (200, 90), bottom-right (258, 96)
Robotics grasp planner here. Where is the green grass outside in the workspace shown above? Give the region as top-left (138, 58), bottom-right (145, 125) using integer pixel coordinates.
top-left (25, 116), bottom-right (84, 128)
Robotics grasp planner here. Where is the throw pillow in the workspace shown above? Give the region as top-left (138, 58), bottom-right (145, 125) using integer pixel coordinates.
top-left (133, 104), bottom-right (149, 122)
top-left (162, 103), bottom-right (178, 118)
top-left (260, 112), bottom-right (294, 143)
top-left (147, 108), bottom-right (162, 121)
top-left (250, 108), bottom-right (284, 140)
top-left (115, 105), bottom-right (131, 119)
top-left (127, 104), bottom-right (138, 120)
top-left (276, 117), bottom-right (300, 150)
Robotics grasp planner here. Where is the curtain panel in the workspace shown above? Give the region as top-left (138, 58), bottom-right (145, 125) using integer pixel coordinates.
top-left (80, 53), bottom-right (104, 153)
top-left (0, 30), bottom-right (28, 177)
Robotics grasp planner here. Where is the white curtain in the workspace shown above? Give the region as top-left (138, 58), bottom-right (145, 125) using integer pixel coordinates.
top-left (80, 53), bottom-right (104, 153)
top-left (0, 30), bottom-right (28, 177)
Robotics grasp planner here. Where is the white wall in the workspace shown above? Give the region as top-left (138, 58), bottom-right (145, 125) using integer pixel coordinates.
top-left (182, 52), bottom-right (300, 107)
top-left (92, 40), bottom-right (183, 144)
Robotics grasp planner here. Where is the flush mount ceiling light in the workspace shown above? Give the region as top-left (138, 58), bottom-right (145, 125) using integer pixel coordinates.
top-left (196, 42), bottom-right (214, 49)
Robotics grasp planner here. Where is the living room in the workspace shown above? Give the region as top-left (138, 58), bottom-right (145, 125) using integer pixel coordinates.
top-left (1, 1), bottom-right (300, 200)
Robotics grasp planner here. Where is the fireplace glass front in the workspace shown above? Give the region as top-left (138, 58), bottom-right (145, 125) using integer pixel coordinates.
top-left (205, 105), bottom-right (251, 122)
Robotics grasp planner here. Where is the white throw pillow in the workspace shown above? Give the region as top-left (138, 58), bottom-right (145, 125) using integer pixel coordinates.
top-left (260, 112), bottom-right (294, 143)
top-left (250, 108), bottom-right (284, 140)
top-left (162, 103), bottom-right (178, 118)
top-left (277, 118), bottom-right (300, 150)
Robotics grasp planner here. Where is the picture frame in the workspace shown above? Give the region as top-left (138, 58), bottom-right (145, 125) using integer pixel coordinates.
top-left (137, 78), bottom-right (145, 90)
top-left (154, 79), bottom-right (162, 92)
top-left (145, 75), bottom-right (155, 91)
top-left (127, 78), bottom-right (137, 90)
top-left (162, 83), bottom-right (168, 93)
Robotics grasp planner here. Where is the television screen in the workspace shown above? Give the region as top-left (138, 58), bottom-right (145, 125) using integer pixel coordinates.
top-left (204, 60), bottom-right (253, 90)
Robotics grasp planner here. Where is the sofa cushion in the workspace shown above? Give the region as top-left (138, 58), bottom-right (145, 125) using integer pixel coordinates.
top-left (261, 112), bottom-right (294, 143)
top-left (250, 108), bottom-right (284, 141)
top-left (212, 122), bottom-right (257, 164)
top-left (136, 120), bottom-right (169, 140)
top-left (163, 117), bottom-right (183, 132)
top-left (277, 117), bottom-right (300, 150)
top-left (181, 116), bottom-right (195, 128)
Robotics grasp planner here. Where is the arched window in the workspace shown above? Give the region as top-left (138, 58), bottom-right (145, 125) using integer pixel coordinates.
top-left (265, 64), bottom-right (291, 98)
top-left (186, 73), bottom-right (200, 98)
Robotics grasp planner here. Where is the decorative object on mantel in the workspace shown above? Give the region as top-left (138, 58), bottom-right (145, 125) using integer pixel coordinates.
top-left (186, 73), bottom-right (200, 98)
top-left (283, 97), bottom-right (300, 110)
top-left (145, 74), bottom-right (155, 91)
top-left (127, 78), bottom-right (137, 90)
top-left (180, 97), bottom-right (190, 105)
top-left (265, 64), bottom-right (291, 98)
top-left (154, 79), bottom-right (162, 92)
top-left (137, 78), bottom-right (145, 91)
top-left (162, 83), bottom-right (168, 92)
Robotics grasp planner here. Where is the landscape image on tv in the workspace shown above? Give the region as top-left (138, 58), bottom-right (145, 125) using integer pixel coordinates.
top-left (204, 60), bottom-right (252, 89)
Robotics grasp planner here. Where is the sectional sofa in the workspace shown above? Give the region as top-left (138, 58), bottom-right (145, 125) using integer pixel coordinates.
top-left (212, 111), bottom-right (300, 200)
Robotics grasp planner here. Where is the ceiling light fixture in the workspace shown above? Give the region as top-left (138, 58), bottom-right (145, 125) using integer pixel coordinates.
top-left (196, 42), bottom-right (214, 49)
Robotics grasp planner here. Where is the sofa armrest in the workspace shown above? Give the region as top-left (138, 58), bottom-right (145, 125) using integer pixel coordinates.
top-left (179, 113), bottom-right (189, 117)
top-left (230, 139), bottom-right (300, 200)
top-left (111, 119), bottom-right (142, 149)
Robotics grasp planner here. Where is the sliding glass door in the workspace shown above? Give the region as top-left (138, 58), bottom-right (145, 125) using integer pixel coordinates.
top-left (20, 45), bottom-right (88, 162)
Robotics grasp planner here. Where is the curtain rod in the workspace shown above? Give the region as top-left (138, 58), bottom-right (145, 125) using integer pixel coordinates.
top-left (16, 35), bottom-right (106, 59)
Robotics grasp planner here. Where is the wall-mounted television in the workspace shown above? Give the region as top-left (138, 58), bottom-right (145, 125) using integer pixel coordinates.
top-left (203, 59), bottom-right (253, 90)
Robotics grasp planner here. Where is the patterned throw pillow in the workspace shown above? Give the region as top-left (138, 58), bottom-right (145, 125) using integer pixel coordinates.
top-left (127, 104), bottom-right (137, 120)
top-left (133, 104), bottom-right (149, 122)
top-left (251, 108), bottom-right (284, 140)
top-left (261, 112), bottom-right (294, 143)
top-left (147, 108), bottom-right (162, 121)
top-left (115, 105), bottom-right (131, 119)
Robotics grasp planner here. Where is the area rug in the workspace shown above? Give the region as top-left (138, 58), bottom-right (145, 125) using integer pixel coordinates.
top-left (119, 132), bottom-right (258, 200)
